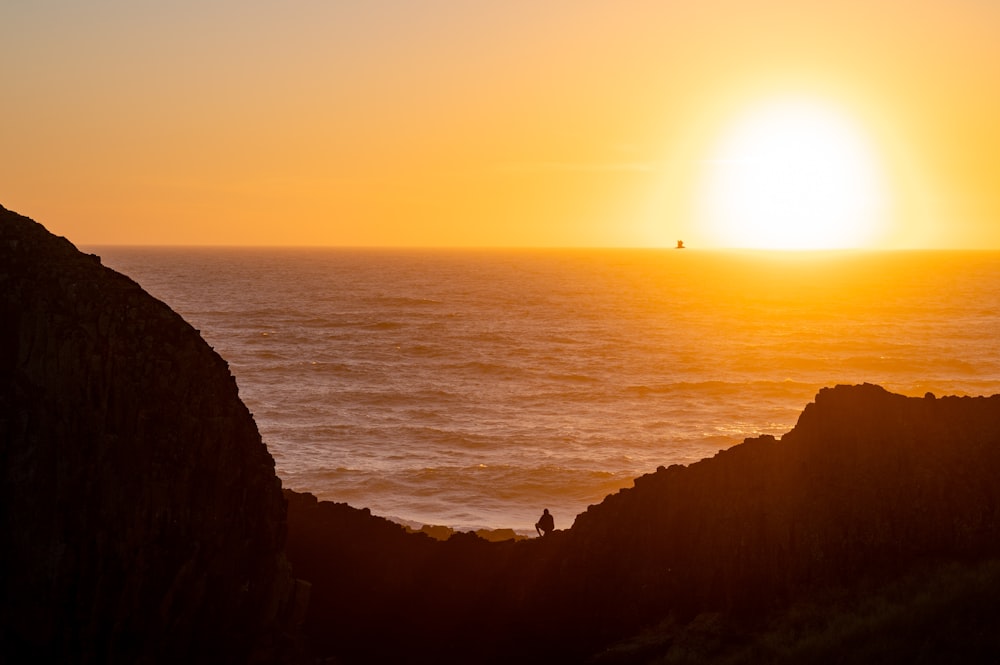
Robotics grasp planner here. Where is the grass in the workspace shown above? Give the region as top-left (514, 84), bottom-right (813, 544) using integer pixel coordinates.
top-left (589, 557), bottom-right (1000, 665)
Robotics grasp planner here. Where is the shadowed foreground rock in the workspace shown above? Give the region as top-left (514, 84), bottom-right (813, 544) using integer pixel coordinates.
top-left (6, 203), bottom-right (1000, 663)
top-left (0, 205), bottom-right (302, 663)
top-left (287, 384), bottom-right (1000, 663)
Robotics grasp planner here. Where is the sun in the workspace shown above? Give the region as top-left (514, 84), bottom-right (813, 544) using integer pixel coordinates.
top-left (699, 98), bottom-right (888, 250)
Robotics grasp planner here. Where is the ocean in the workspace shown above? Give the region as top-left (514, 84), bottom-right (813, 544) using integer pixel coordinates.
top-left (92, 248), bottom-right (1000, 533)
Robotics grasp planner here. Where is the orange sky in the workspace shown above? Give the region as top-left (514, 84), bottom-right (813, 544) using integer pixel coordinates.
top-left (3, 1), bottom-right (999, 248)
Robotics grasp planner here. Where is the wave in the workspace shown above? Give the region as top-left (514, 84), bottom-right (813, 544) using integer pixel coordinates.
top-left (363, 320), bottom-right (406, 330)
top-left (372, 296), bottom-right (443, 307)
top-left (443, 359), bottom-right (529, 378)
top-left (300, 462), bottom-right (642, 531)
top-left (544, 372), bottom-right (599, 383)
top-left (623, 379), bottom-right (818, 397)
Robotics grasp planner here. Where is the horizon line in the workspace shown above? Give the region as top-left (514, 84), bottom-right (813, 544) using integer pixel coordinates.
top-left (78, 243), bottom-right (1000, 252)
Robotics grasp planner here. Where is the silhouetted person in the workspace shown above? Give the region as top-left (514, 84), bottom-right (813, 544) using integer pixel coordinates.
top-left (535, 508), bottom-right (554, 537)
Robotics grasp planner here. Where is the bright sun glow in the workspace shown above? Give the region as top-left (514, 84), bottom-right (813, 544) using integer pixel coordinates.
top-left (700, 98), bottom-right (888, 249)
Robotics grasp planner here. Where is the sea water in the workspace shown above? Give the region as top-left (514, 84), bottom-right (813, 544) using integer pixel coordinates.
top-left (92, 248), bottom-right (1000, 532)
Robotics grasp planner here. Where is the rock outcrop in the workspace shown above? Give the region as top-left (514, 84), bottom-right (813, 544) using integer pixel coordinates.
top-left (551, 384), bottom-right (1000, 641)
top-left (7, 201), bottom-right (999, 663)
top-left (288, 384), bottom-right (1000, 663)
top-left (0, 205), bottom-right (300, 663)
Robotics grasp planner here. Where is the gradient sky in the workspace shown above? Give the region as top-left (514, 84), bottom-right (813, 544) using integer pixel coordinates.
top-left (3, 1), bottom-right (999, 247)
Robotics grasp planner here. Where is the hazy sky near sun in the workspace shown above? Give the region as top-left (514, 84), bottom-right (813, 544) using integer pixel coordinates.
top-left (3, 1), bottom-right (999, 247)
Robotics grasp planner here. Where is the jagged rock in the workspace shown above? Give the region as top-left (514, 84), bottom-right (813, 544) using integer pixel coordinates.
top-left (10, 201), bottom-right (998, 663)
top-left (287, 384), bottom-right (1000, 663)
top-left (475, 527), bottom-right (521, 543)
top-left (402, 523), bottom-right (523, 542)
top-left (0, 205), bottom-right (297, 663)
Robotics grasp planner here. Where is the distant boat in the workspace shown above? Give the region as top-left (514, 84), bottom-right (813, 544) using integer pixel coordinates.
top-left (675, 240), bottom-right (685, 249)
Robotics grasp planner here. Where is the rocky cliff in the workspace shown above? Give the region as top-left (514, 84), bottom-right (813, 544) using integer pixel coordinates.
top-left (287, 384), bottom-right (1000, 663)
top-left (0, 205), bottom-right (301, 663)
top-left (7, 201), bottom-right (999, 663)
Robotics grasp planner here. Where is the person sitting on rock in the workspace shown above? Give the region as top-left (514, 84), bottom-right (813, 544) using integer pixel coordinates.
top-left (535, 508), bottom-right (554, 537)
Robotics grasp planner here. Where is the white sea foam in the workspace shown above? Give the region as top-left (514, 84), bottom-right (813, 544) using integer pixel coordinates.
top-left (94, 247), bottom-right (1000, 532)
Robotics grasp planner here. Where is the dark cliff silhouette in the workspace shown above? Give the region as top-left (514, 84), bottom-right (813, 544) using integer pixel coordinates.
top-left (5, 203), bottom-right (1000, 663)
top-left (0, 205), bottom-right (305, 663)
top-left (286, 384), bottom-right (1000, 663)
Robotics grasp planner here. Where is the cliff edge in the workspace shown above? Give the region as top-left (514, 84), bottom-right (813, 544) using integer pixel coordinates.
top-left (6, 203), bottom-right (999, 663)
top-left (287, 384), bottom-right (1000, 663)
top-left (0, 205), bottom-right (300, 663)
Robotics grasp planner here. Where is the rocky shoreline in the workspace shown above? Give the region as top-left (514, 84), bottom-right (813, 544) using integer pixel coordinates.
top-left (284, 384), bottom-right (1000, 663)
top-left (4, 203), bottom-right (1000, 663)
